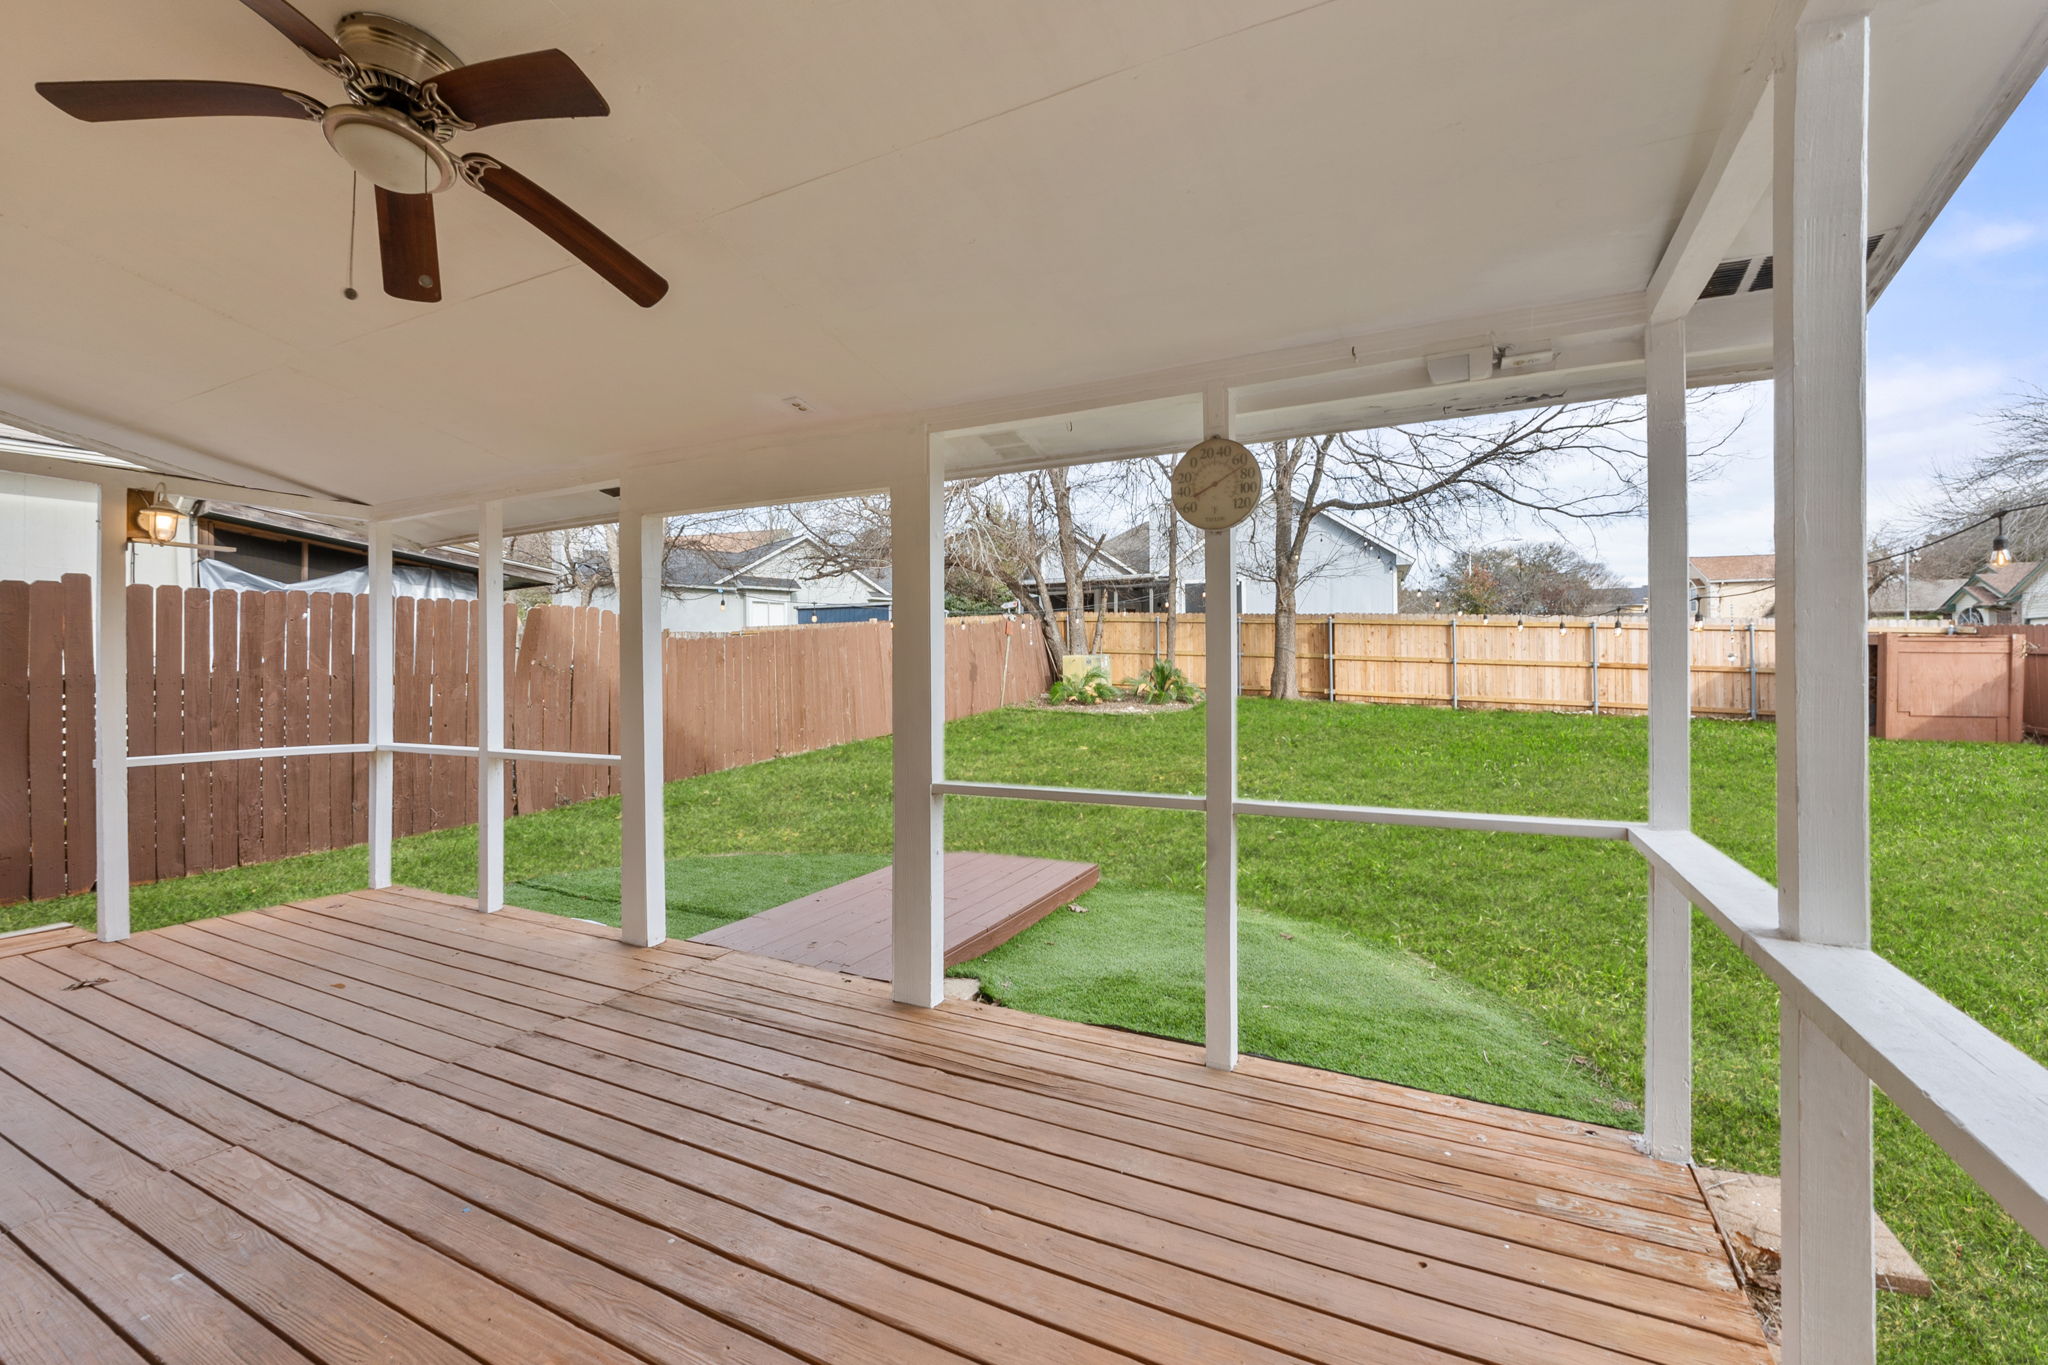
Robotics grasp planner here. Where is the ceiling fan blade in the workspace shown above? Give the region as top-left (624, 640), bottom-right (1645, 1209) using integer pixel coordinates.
top-left (424, 50), bottom-right (608, 129)
top-left (236, 0), bottom-right (347, 64)
top-left (36, 80), bottom-right (323, 123)
top-left (460, 156), bottom-right (666, 307)
top-left (375, 189), bottom-right (441, 302)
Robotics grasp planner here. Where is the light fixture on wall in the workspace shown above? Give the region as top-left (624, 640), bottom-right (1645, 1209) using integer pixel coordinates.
top-left (132, 484), bottom-right (182, 544)
top-left (1989, 511), bottom-right (2013, 568)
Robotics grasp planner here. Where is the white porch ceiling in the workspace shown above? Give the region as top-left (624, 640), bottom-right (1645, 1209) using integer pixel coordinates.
top-left (0, 0), bottom-right (2042, 536)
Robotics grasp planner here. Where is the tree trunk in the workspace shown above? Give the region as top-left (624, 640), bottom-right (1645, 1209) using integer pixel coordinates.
top-left (1270, 557), bottom-right (1300, 699)
top-left (1269, 445), bottom-right (1302, 699)
top-left (1050, 467), bottom-right (1084, 655)
top-left (1163, 508), bottom-right (1180, 671)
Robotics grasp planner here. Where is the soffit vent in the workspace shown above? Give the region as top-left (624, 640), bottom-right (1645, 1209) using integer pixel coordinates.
top-left (978, 431), bottom-right (1039, 462)
top-left (1695, 231), bottom-right (1888, 300)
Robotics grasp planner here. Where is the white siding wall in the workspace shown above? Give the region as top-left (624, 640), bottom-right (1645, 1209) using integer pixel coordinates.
top-left (561, 584), bottom-right (796, 633)
top-left (1, 472), bottom-right (193, 587)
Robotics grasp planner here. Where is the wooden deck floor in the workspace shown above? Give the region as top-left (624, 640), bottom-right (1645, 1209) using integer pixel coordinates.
top-left (0, 888), bottom-right (1770, 1364)
top-left (691, 850), bottom-right (1100, 977)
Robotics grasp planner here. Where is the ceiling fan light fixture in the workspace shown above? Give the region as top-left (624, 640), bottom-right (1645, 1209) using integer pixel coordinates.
top-left (321, 104), bottom-right (452, 193)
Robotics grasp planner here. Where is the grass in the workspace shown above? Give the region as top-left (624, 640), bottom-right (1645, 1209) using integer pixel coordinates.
top-left (967, 886), bottom-right (1628, 1122)
top-left (7, 700), bottom-right (2046, 1360)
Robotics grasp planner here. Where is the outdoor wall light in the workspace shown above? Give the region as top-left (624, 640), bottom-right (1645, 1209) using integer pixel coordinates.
top-left (1989, 512), bottom-right (2013, 568)
top-left (133, 484), bottom-right (182, 544)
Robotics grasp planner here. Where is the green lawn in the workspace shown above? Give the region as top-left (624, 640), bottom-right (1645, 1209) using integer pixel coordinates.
top-left (8, 701), bottom-right (2046, 1360)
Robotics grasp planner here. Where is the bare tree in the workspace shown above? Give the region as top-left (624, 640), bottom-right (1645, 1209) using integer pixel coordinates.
top-left (1883, 387), bottom-right (2048, 579)
top-left (1242, 402), bottom-right (1662, 698)
top-left (1424, 542), bottom-right (1625, 614)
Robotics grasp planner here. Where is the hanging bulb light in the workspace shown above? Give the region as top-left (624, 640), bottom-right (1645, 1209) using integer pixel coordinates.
top-left (1516, 616), bottom-right (1525, 630)
top-left (1989, 511), bottom-right (2013, 568)
top-left (718, 588), bottom-right (728, 611)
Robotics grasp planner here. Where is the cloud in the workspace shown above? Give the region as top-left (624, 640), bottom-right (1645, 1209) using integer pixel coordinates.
top-left (1925, 215), bottom-right (2041, 261)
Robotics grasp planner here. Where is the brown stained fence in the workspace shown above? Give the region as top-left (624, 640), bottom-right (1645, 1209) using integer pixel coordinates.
top-left (1074, 613), bottom-right (1780, 717)
top-left (0, 581), bottom-right (1049, 905)
top-left (1959, 625), bottom-right (2048, 737)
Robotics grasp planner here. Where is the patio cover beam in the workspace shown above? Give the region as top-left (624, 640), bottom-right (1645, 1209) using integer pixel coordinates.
top-left (618, 495), bottom-right (666, 948)
top-left (476, 499), bottom-right (506, 913)
top-left (1774, 12), bottom-right (1877, 1361)
top-left (1643, 317), bottom-right (1693, 1163)
top-left (891, 435), bottom-right (945, 1007)
top-left (1203, 386), bottom-right (1239, 1070)
top-left (92, 485), bottom-right (130, 942)
top-left (366, 523), bottom-right (396, 889)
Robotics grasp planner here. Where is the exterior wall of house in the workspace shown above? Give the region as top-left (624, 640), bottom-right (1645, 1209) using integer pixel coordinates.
top-left (564, 583), bottom-right (797, 633)
top-left (1185, 517), bottom-right (1401, 615)
top-left (1697, 579), bottom-right (1775, 620)
top-left (2021, 579), bottom-right (2048, 625)
top-left (1, 470), bottom-right (194, 587)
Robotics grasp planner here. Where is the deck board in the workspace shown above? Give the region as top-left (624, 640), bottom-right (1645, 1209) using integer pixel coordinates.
top-left (0, 888), bottom-right (1770, 1364)
top-left (691, 850), bottom-right (1099, 976)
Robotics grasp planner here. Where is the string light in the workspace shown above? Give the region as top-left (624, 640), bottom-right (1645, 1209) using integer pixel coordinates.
top-left (1989, 511), bottom-right (2013, 568)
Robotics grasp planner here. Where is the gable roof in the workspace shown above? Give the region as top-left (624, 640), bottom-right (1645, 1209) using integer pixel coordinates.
top-left (1690, 554), bottom-right (1775, 583)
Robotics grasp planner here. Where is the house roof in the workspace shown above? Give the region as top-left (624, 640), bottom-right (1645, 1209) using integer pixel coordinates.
top-left (1934, 561), bottom-right (2043, 615)
top-left (1690, 554), bottom-right (1776, 583)
top-left (0, 2), bottom-right (2038, 542)
top-left (197, 499), bottom-right (556, 589)
top-left (1869, 576), bottom-right (1966, 613)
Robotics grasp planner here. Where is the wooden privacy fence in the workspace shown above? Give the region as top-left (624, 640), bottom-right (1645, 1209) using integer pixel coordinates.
top-left (1973, 625), bottom-right (2048, 737)
top-left (1, 580), bottom-right (1048, 905)
top-left (1072, 613), bottom-right (1779, 717)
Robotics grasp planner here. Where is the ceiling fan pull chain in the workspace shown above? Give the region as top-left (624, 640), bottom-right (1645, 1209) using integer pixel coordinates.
top-left (343, 172), bottom-right (360, 300)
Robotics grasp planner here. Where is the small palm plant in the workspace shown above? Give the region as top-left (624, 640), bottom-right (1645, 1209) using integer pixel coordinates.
top-left (1047, 664), bottom-right (1120, 706)
top-left (1126, 659), bottom-right (1200, 705)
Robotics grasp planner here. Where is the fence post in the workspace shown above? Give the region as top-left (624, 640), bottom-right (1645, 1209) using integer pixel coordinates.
top-left (1448, 617), bottom-right (1459, 708)
top-left (1589, 620), bottom-right (1600, 714)
top-left (1327, 615), bottom-right (1337, 701)
top-left (1749, 620), bottom-right (1759, 719)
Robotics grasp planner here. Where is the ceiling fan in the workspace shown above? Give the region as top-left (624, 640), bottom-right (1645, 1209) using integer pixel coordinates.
top-left (35, 1), bottom-right (668, 307)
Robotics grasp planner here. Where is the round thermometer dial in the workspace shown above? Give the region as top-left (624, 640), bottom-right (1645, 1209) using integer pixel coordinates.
top-left (1172, 436), bottom-right (1261, 530)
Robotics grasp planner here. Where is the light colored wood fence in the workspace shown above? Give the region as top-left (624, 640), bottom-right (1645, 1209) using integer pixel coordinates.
top-left (1069, 613), bottom-right (1779, 718)
top-left (0, 581), bottom-right (1047, 904)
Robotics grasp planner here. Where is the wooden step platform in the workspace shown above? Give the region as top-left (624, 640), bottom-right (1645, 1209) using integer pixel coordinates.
top-left (0, 887), bottom-right (1769, 1364)
top-left (690, 850), bottom-right (1099, 977)
top-left (0, 923), bottom-right (90, 960)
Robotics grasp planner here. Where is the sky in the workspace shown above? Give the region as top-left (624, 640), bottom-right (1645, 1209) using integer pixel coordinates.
top-left (1499, 77), bottom-right (2048, 588)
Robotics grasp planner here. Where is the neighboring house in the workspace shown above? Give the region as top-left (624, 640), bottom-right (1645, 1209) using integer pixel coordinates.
top-left (0, 465), bottom-right (547, 598)
top-left (1032, 509), bottom-right (1410, 616)
top-left (1868, 575), bottom-right (1967, 619)
top-left (564, 530), bottom-right (891, 633)
top-left (1688, 554), bottom-right (1776, 620)
top-left (1936, 560), bottom-right (2048, 625)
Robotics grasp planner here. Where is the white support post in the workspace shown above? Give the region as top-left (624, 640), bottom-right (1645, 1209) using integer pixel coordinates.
top-left (93, 486), bottom-right (130, 942)
top-left (1644, 316), bottom-right (1693, 1163)
top-left (366, 521), bottom-right (396, 889)
top-left (475, 500), bottom-right (505, 913)
top-left (617, 502), bottom-right (667, 947)
top-left (1204, 387), bottom-right (1239, 1070)
top-left (1775, 13), bottom-right (1876, 1363)
top-left (891, 435), bottom-right (945, 1007)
